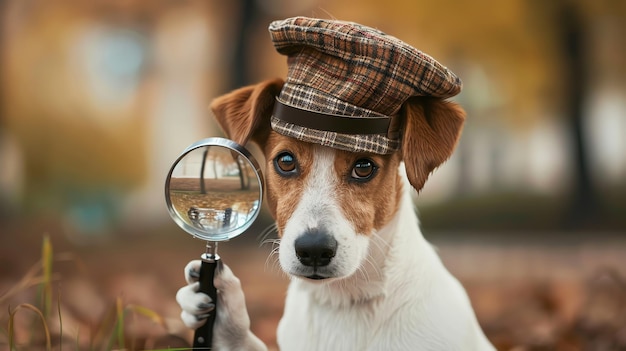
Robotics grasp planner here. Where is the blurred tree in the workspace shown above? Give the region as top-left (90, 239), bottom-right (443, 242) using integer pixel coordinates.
top-left (557, 2), bottom-right (597, 226)
top-left (0, 0), bottom-right (6, 126)
top-left (229, 0), bottom-right (258, 91)
top-left (0, 0), bottom-right (14, 217)
top-left (530, 0), bottom-right (625, 226)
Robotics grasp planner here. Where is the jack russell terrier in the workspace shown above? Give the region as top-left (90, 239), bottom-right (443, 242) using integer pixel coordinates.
top-left (176, 17), bottom-right (495, 351)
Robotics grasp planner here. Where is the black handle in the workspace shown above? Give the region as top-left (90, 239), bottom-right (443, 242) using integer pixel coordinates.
top-left (193, 257), bottom-right (219, 350)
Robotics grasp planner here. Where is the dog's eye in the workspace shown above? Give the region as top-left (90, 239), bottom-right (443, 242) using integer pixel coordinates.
top-left (351, 159), bottom-right (377, 181)
top-left (274, 152), bottom-right (298, 176)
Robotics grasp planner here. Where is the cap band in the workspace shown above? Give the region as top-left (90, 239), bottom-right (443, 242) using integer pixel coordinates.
top-left (273, 99), bottom-right (398, 136)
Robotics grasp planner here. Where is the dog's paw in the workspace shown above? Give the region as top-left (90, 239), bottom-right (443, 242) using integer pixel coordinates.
top-left (213, 261), bottom-right (252, 336)
top-left (176, 260), bottom-right (215, 329)
top-left (177, 260), bottom-right (267, 350)
top-left (176, 260), bottom-right (251, 332)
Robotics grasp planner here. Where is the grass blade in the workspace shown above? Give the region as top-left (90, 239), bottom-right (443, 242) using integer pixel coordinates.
top-left (8, 303), bottom-right (52, 351)
top-left (57, 288), bottom-right (62, 351)
top-left (125, 304), bottom-right (166, 328)
top-left (116, 297), bottom-right (125, 349)
top-left (37, 235), bottom-right (53, 319)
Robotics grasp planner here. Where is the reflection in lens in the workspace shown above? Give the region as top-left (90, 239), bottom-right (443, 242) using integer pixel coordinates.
top-left (167, 145), bottom-right (261, 239)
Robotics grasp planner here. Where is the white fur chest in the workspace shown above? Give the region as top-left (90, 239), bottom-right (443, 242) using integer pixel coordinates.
top-left (278, 282), bottom-right (381, 351)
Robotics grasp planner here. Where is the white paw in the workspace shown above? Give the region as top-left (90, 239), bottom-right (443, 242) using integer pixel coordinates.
top-left (176, 260), bottom-right (255, 347)
top-left (176, 261), bottom-right (215, 329)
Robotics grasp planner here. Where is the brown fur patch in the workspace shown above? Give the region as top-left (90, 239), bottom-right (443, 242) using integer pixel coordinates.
top-left (262, 132), bottom-right (315, 235)
top-left (333, 150), bottom-right (403, 235)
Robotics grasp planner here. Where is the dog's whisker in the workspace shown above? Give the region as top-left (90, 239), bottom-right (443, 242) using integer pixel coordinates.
top-left (366, 248), bottom-right (385, 274)
top-left (264, 240), bottom-right (282, 272)
top-left (356, 263), bottom-right (372, 283)
top-left (369, 232), bottom-right (392, 253)
top-left (258, 223), bottom-right (278, 242)
top-left (360, 261), bottom-right (372, 280)
top-left (369, 239), bottom-right (390, 255)
top-left (272, 248), bottom-right (284, 273)
top-left (258, 223), bottom-right (279, 247)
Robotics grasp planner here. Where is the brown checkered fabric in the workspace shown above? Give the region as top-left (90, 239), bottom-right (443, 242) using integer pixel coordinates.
top-left (268, 17), bottom-right (462, 154)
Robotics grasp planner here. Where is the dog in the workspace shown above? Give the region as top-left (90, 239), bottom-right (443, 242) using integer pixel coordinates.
top-left (176, 17), bottom-right (495, 351)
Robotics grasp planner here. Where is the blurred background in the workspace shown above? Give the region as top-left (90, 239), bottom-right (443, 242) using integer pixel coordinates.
top-left (0, 0), bottom-right (625, 350)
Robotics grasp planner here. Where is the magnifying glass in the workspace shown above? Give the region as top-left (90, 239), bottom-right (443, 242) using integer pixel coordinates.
top-left (164, 137), bottom-right (264, 350)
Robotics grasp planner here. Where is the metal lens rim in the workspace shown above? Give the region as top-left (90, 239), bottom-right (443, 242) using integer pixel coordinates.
top-left (164, 137), bottom-right (264, 242)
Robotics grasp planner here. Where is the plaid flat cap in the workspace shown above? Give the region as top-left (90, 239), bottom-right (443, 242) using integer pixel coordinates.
top-left (268, 17), bottom-right (462, 154)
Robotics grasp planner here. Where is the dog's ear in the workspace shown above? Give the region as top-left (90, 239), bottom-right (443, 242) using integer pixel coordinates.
top-left (400, 96), bottom-right (465, 192)
top-left (210, 78), bottom-right (285, 146)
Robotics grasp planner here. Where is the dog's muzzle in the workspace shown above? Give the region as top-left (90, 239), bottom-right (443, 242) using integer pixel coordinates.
top-left (294, 229), bottom-right (338, 274)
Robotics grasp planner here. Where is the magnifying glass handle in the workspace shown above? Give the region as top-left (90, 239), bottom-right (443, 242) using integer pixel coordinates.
top-left (193, 257), bottom-right (219, 350)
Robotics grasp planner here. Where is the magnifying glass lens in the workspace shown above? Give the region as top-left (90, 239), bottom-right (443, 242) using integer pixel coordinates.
top-left (165, 138), bottom-right (264, 242)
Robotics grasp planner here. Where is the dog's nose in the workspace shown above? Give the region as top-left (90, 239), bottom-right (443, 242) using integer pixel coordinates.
top-left (294, 230), bottom-right (338, 267)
